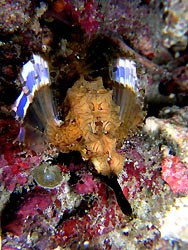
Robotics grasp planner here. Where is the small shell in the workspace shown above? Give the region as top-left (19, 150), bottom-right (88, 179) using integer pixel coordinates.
top-left (32, 163), bottom-right (63, 188)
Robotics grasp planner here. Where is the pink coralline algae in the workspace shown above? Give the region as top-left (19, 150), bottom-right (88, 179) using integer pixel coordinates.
top-left (50, 0), bottom-right (160, 58)
top-left (118, 141), bottom-right (163, 199)
top-left (53, 136), bottom-right (164, 248)
top-left (74, 173), bottom-right (98, 194)
top-left (4, 190), bottom-right (52, 236)
top-left (74, 0), bottom-right (102, 34)
top-left (52, 0), bottom-right (102, 35)
top-left (162, 155), bottom-right (188, 195)
top-left (1, 116), bottom-right (166, 249)
top-left (0, 120), bottom-right (42, 191)
top-left (56, 181), bottom-right (127, 246)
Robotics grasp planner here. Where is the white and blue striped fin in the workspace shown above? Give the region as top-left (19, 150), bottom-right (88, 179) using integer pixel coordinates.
top-left (111, 58), bottom-right (144, 133)
top-left (12, 54), bottom-right (59, 145)
top-left (12, 54), bottom-right (50, 120)
top-left (112, 58), bottom-right (138, 93)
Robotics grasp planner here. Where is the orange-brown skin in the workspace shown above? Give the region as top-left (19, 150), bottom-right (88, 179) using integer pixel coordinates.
top-left (47, 77), bottom-right (124, 176)
top-left (46, 76), bottom-right (144, 177)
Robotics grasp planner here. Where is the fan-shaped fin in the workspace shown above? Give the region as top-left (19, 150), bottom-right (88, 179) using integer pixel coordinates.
top-left (111, 58), bottom-right (145, 139)
top-left (12, 54), bottom-right (59, 146)
top-left (12, 54), bottom-right (51, 120)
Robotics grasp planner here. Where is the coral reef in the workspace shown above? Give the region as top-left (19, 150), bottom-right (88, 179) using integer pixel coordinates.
top-left (1, 0), bottom-right (188, 249)
top-left (162, 0), bottom-right (188, 51)
top-left (0, 120), bottom-right (174, 249)
top-left (162, 155), bottom-right (188, 194)
top-left (159, 197), bottom-right (188, 243)
top-left (0, 0), bottom-right (32, 34)
top-left (144, 106), bottom-right (188, 195)
top-left (145, 106), bottom-right (188, 164)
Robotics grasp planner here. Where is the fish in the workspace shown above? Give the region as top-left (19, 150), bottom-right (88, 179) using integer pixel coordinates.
top-left (12, 54), bottom-right (145, 216)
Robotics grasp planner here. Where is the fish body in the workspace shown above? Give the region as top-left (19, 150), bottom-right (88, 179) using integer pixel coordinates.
top-left (12, 54), bottom-right (144, 216)
top-left (12, 54), bottom-right (144, 177)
